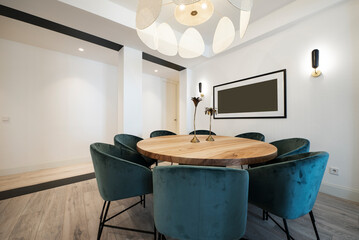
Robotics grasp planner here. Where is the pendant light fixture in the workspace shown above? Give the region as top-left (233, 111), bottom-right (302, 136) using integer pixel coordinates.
top-left (136, 0), bottom-right (254, 58)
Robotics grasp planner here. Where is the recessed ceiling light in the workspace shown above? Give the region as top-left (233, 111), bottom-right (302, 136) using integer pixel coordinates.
top-left (78, 48), bottom-right (84, 52)
top-left (201, 3), bottom-right (207, 9)
top-left (179, 4), bottom-right (185, 11)
top-left (154, 69), bottom-right (159, 73)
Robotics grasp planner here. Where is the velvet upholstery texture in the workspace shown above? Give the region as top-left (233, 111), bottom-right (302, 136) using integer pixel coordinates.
top-left (188, 130), bottom-right (216, 135)
top-left (90, 143), bottom-right (153, 201)
top-left (114, 133), bottom-right (156, 167)
top-left (235, 132), bottom-right (265, 142)
top-left (150, 130), bottom-right (176, 138)
top-left (250, 137), bottom-right (310, 168)
top-left (247, 152), bottom-right (329, 219)
top-left (271, 137), bottom-right (310, 159)
top-left (153, 165), bottom-right (248, 240)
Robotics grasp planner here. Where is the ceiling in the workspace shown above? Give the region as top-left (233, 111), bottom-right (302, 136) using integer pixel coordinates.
top-left (0, 0), bottom-right (342, 70)
top-left (0, 15), bottom-right (180, 81)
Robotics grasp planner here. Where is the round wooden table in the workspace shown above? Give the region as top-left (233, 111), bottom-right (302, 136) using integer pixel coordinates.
top-left (137, 135), bottom-right (277, 166)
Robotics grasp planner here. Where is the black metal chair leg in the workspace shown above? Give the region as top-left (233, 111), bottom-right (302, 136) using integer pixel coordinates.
top-left (262, 210), bottom-right (268, 220)
top-left (309, 211), bottom-right (320, 240)
top-left (97, 201), bottom-right (107, 240)
top-left (97, 201), bottom-right (111, 240)
top-left (157, 233), bottom-right (167, 240)
top-left (283, 219), bottom-right (291, 240)
top-left (143, 195), bottom-right (146, 208)
top-left (154, 224), bottom-right (157, 240)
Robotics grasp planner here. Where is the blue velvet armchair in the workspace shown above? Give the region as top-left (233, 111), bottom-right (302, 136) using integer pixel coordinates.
top-left (235, 132), bottom-right (265, 142)
top-left (247, 151), bottom-right (329, 240)
top-left (90, 143), bottom-right (155, 239)
top-left (150, 130), bottom-right (176, 138)
top-left (114, 133), bottom-right (157, 167)
top-left (189, 130), bottom-right (216, 135)
top-left (250, 137), bottom-right (310, 168)
top-left (271, 137), bottom-right (310, 159)
top-left (153, 165), bottom-right (248, 240)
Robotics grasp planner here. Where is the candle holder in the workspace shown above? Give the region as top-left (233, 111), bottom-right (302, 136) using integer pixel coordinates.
top-left (205, 107), bottom-right (217, 141)
top-left (191, 97), bottom-right (202, 143)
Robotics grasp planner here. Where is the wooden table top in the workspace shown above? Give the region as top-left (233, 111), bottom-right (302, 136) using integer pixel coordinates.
top-left (137, 135), bottom-right (277, 166)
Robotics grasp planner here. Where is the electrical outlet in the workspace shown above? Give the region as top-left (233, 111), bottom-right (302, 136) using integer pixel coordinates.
top-left (329, 167), bottom-right (339, 176)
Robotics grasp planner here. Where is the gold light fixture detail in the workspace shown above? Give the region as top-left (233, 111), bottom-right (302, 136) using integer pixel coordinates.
top-left (174, 0), bottom-right (214, 26)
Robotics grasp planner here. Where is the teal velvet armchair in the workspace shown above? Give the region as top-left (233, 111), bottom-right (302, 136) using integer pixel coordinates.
top-left (250, 137), bottom-right (310, 168)
top-left (90, 143), bottom-right (155, 239)
top-left (150, 130), bottom-right (176, 166)
top-left (189, 130), bottom-right (216, 135)
top-left (153, 165), bottom-right (249, 240)
top-left (114, 133), bottom-right (156, 167)
top-left (150, 130), bottom-right (176, 138)
top-left (235, 132), bottom-right (265, 142)
top-left (271, 137), bottom-right (310, 159)
top-left (247, 151), bottom-right (329, 240)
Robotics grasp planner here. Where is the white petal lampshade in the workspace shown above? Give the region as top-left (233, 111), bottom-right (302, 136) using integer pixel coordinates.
top-left (137, 23), bottom-right (158, 50)
top-left (240, 10), bottom-right (251, 38)
top-left (179, 28), bottom-right (205, 58)
top-left (175, 0), bottom-right (214, 26)
top-left (157, 23), bottom-right (178, 56)
top-left (173, 0), bottom-right (201, 5)
top-left (227, 0), bottom-right (253, 11)
top-left (136, 0), bottom-right (162, 30)
top-left (212, 17), bottom-right (235, 54)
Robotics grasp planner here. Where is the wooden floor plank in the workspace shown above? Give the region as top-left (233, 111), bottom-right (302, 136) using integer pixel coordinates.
top-left (83, 189), bottom-right (104, 240)
top-left (35, 186), bottom-right (68, 240)
top-left (8, 190), bottom-right (51, 240)
top-left (0, 179), bottom-right (358, 240)
top-left (0, 194), bottom-right (31, 239)
top-left (61, 182), bottom-right (90, 240)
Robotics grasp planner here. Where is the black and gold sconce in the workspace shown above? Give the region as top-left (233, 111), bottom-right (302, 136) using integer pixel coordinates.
top-left (311, 49), bottom-right (322, 77)
top-left (199, 82), bottom-right (204, 97)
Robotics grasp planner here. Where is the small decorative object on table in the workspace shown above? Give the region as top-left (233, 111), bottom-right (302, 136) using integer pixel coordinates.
top-left (205, 107), bottom-right (217, 141)
top-left (191, 97), bottom-right (202, 143)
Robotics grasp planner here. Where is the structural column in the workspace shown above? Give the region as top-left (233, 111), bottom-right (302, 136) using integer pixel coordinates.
top-left (179, 69), bottom-right (193, 134)
top-left (118, 47), bottom-right (143, 137)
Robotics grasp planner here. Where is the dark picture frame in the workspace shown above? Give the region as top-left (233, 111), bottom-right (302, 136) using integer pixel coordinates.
top-left (213, 69), bottom-right (287, 119)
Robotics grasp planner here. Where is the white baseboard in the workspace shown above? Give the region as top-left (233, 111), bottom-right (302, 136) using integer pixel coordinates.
top-left (0, 157), bottom-right (92, 176)
top-left (320, 182), bottom-right (359, 202)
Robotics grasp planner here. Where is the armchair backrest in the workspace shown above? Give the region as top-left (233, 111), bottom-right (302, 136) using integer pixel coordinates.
top-left (114, 133), bottom-right (143, 153)
top-left (150, 130), bottom-right (176, 138)
top-left (235, 132), bottom-right (265, 142)
top-left (90, 143), bottom-right (152, 201)
top-left (247, 151), bottom-right (329, 219)
top-left (189, 130), bottom-right (216, 135)
top-left (270, 138), bottom-right (310, 158)
top-left (153, 165), bottom-right (248, 240)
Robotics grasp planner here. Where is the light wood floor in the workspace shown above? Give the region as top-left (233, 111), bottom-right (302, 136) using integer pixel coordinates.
top-left (0, 178), bottom-right (358, 240)
top-left (0, 163), bottom-right (94, 192)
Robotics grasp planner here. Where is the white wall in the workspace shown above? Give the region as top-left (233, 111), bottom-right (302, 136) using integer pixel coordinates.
top-left (190, 1), bottom-right (359, 201)
top-left (142, 73), bottom-right (178, 138)
top-left (0, 38), bottom-right (118, 175)
top-left (118, 47), bottom-right (143, 136)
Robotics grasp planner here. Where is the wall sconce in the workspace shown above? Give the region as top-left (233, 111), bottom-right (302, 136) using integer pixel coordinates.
top-left (311, 49), bottom-right (322, 77)
top-left (199, 82), bottom-right (204, 97)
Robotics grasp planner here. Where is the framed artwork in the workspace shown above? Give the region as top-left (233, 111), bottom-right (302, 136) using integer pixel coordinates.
top-left (213, 69), bottom-right (287, 119)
